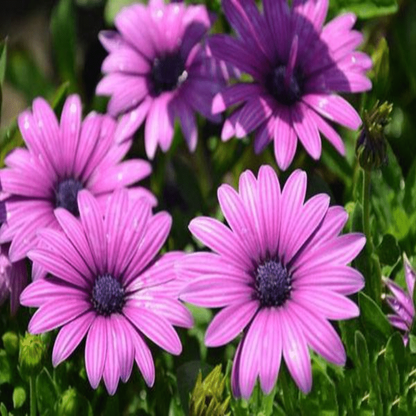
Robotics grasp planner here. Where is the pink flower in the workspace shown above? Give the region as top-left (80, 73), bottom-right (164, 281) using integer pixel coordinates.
top-left (210, 0), bottom-right (372, 170)
top-left (179, 166), bottom-right (365, 398)
top-left (0, 95), bottom-right (155, 270)
top-left (20, 190), bottom-right (193, 395)
top-left (97, 0), bottom-right (232, 158)
top-left (384, 254), bottom-right (415, 344)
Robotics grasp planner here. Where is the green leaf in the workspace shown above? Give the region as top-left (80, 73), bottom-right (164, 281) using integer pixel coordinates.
top-left (12, 386), bottom-right (26, 409)
top-left (6, 47), bottom-right (52, 101)
top-left (0, 38), bottom-right (7, 115)
top-left (104, 0), bottom-right (144, 25)
top-left (50, 0), bottom-right (77, 88)
top-left (0, 350), bottom-right (12, 385)
top-left (354, 331), bottom-right (370, 388)
top-left (359, 292), bottom-right (393, 341)
top-left (0, 403), bottom-right (7, 416)
top-left (36, 368), bottom-right (58, 414)
top-left (409, 334), bottom-right (416, 354)
top-left (404, 157), bottom-right (416, 213)
top-left (331, 0), bottom-right (398, 19)
top-left (376, 234), bottom-right (400, 266)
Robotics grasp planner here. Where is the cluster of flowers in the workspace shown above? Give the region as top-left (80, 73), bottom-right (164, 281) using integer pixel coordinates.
top-left (3, 0), bottom-right (407, 400)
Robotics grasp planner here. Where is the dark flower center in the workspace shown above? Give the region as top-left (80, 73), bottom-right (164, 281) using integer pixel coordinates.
top-left (92, 274), bottom-right (125, 316)
top-left (55, 179), bottom-right (83, 217)
top-left (255, 259), bottom-right (291, 307)
top-left (151, 53), bottom-right (188, 96)
top-left (265, 65), bottom-right (304, 106)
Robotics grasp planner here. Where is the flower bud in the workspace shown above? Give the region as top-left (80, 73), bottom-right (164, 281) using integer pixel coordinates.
top-left (18, 333), bottom-right (46, 377)
top-left (189, 365), bottom-right (230, 416)
top-left (356, 101), bottom-right (392, 171)
top-left (2, 331), bottom-right (19, 356)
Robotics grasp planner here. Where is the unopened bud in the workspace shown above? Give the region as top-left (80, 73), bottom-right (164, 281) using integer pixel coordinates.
top-left (356, 101), bottom-right (392, 171)
top-left (189, 365), bottom-right (230, 416)
top-left (19, 333), bottom-right (46, 377)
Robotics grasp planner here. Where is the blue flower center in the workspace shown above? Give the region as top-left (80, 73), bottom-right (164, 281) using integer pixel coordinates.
top-left (55, 179), bottom-right (83, 217)
top-left (255, 259), bottom-right (291, 307)
top-left (92, 274), bottom-right (125, 316)
top-left (266, 65), bottom-right (304, 106)
top-left (151, 53), bottom-right (188, 95)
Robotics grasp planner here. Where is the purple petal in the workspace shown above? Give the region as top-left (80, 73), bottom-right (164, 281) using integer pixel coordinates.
top-left (124, 305), bottom-right (182, 355)
top-left (114, 97), bottom-right (152, 143)
top-left (291, 302), bottom-right (346, 365)
top-left (28, 298), bottom-right (91, 334)
top-left (103, 319), bottom-right (121, 395)
top-left (274, 107), bottom-right (298, 171)
top-left (259, 309), bottom-right (282, 394)
top-left (212, 84), bottom-right (263, 114)
top-left (292, 103), bottom-right (322, 160)
top-left (144, 94), bottom-right (174, 159)
top-left (238, 309), bottom-right (266, 399)
top-left (404, 254), bottom-right (416, 299)
top-left (278, 170), bottom-right (307, 262)
top-left (52, 312), bottom-right (96, 366)
top-left (303, 94), bottom-right (361, 130)
top-left (102, 47), bottom-right (151, 74)
top-left (85, 316), bottom-right (108, 389)
top-left (292, 289), bottom-right (360, 320)
top-left (280, 306), bottom-right (312, 394)
top-left (181, 275), bottom-right (252, 308)
top-left (205, 301), bottom-right (258, 347)
top-left (78, 190), bottom-right (107, 275)
top-left (176, 99), bottom-right (198, 152)
top-left (189, 217), bottom-right (252, 270)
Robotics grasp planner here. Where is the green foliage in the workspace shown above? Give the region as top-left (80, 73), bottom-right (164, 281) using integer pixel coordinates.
top-left (51, 0), bottom-right (78, 90)
top-left (329, 0), bottom-right (398, 19)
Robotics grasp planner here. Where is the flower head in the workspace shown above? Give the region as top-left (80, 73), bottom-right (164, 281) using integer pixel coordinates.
top-left (179, 166), bottom-right (365, 398)
top-left (210, 0), bottom-right (372, 170)
top-left (0, 94), bottom-right (154, 267)
top-left (384, 255), bottom-right (415, 344)
top-left (20, 190), bottom-right (193, 395)
top-left (97, 0), bottom-right (231, 158)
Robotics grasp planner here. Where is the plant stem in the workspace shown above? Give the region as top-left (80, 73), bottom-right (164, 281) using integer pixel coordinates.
top-left (30, 376), bottom-right (37, 416)
top-left (363, 170), bottom-right (373, 253)
top-left (362, 170), bottom-right (382, 302)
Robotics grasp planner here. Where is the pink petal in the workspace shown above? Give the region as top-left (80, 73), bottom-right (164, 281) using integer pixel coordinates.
top-left (280, 306), bottom-right (312, 393)
top-left (78, 190), bottom-right (107, 274)
top-left (292, 289), bottom-right (360, 319)
top-left (52, 312), bottom-right (96, 366)
top-left (259, 309), bottom-right (282, 394)
top-left (274, 107), bottom-right (298, 171)
top-left (85, 316), bottom-right (108, 389)
top-left (103, 319), bottom-right (121, 395)
top-left (29, 298), bottom-right (91, 334)
top-left (205, 301), bottom-right (259, 347)
top-left (124, 305), bottom-right (182, 355)
top-left (291, 302), bottom-right (346, 365)
top-left (181, 275), bottom-right (252, 308)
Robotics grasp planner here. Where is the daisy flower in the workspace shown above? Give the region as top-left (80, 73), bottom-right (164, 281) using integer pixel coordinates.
top-left (384, 255), bottom-right (415, 344)
top-left (97, 0), bottom-right (230, 158)
top-left (20, 189), bottom-right (193, 394)
top-left (210, 0), bottom-right (372, 170)
top-left (0, 94), bottom-right (154, 267)
top-left (179, 166), bottom-right (365, 398)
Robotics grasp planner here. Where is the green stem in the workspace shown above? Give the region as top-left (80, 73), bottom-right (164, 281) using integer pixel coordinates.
top-left (362, 170), bottom-right (382, 303)
top-left (30, 376), bottom-right (37, 416)
top-left (363, 170), bottom-right (373, 253)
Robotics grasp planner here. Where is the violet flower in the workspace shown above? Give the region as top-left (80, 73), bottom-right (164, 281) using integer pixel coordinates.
top-left (179, 166), bottom-right (365, 398)
top-left (20, 190), bottom-right (193, 394)
top-left (210, 0), bottom-right (372, 170)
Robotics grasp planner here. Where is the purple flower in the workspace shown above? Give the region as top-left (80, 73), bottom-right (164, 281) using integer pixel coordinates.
top-left (0, 94), bottom-right (155, 268)
top-left (0, 243), bottom-right (28, 315)
top-left (96, 0), bottom-right (230, 158)
top-left (20, 189), bottom-right (193, 395)
top-left (179, 166), bottom-right (365, 398)
top-left (210, 0), bottom-right (372, 170)
top-left (384, 255), bottom-right (415, 344)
